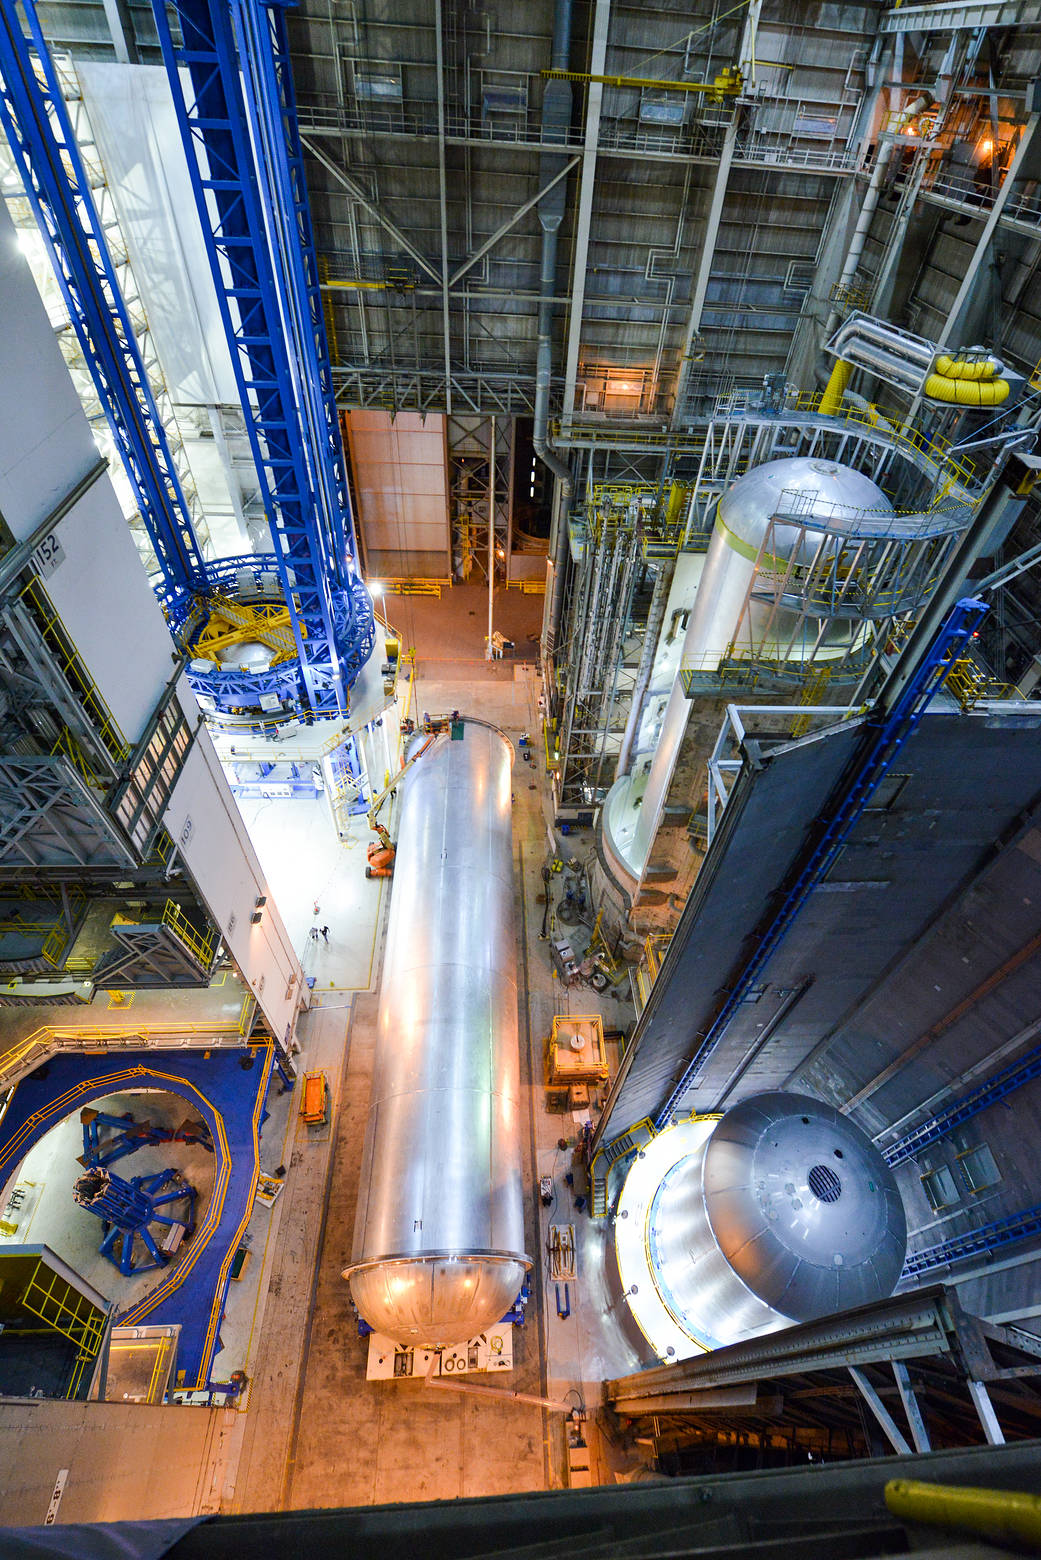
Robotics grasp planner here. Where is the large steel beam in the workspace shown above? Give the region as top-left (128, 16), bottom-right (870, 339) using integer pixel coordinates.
top-left (881, 1), bottom-right (1033, 32)
top-left (301, 136), bottom-right (443, 286)
top-left (937, 114), bottom-right (1039, 346)
top-left (849, 1367), bottom-right (912, 1454)
top-left (449, 157), bottom-right (580, 287)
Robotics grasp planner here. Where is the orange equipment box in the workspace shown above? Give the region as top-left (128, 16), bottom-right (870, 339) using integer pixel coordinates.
top-left (300, 1070), bottom-right (328, 1125)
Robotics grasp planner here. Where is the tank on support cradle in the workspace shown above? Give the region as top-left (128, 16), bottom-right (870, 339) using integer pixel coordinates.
top-left (343, 719), bottom-right (531, 1348)
top-left (615, 1091), bottom-right (907, 1358)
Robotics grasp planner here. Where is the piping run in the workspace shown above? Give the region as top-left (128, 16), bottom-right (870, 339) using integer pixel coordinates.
top-left (537, 0), bottom-right (575, 656)
top-left (824, 93), bottom-right (932, 338)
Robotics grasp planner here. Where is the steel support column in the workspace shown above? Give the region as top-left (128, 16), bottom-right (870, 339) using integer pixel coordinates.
top-left (849, 1367), bottom-right (912, 1455)
top-left (433, 0), bottom-right (453, 416)
top-left (670, 1), bottom-right (761, 427)
top-left (938, 114), bottom-right (1040, 347)
top-left (560, 0), bottom-right (610, 425)
top-left (892, 1360), bottom-right (932, 1452)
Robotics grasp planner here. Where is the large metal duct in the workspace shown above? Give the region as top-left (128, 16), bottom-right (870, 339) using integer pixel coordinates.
top-left (616, 1092), bottom-right (906, 1356)
top-left (344, 721), bottom-right (530, 1347)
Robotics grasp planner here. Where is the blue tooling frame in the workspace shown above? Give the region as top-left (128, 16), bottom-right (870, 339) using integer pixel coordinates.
top-left (150, 0), bottom-right (374, 717)
top-left (0, 1049), bottom-right (273, 1387)
top-left (0, 3), bottom-right (205, 593)
top-left (76, 1165), bottom-right (198, 1275)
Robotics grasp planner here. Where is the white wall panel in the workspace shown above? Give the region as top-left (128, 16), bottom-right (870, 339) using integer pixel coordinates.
top-left (166, 727), bottom-right (303, 1041)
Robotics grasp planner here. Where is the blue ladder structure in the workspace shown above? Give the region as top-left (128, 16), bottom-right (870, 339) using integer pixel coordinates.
top-left (653, 597), bottom-right (990, 1128)
top-left (903, 1202), bottom-right (1041, 1278)
top-left (0, 3), bottom-right (205, 595)
top-left (885, 1041), bottom-right (1041, 1167)
top-left (151, 0), bottom-right (374, 718)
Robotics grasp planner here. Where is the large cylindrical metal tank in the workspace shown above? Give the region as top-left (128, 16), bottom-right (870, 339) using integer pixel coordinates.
top-left (618, 1091), bottom-right (906, 1355)
top-left (343, 720), bottom-right (530, 1347)
top-left (681, 456), bottom-right (895, 675)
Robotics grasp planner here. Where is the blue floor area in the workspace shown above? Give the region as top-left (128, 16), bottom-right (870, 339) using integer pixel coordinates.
top-left (0, 1046), bottom-right (273, 1388)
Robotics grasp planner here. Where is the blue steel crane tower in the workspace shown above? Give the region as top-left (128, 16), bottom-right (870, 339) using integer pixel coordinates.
top-left (0, 0), bottom-right (374, 725)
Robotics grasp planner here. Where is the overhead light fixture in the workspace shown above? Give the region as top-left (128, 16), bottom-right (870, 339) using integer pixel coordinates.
top-left (370, 581), bottom-right (384, 598)
top-left (250, 910), bottom-right (264, 925)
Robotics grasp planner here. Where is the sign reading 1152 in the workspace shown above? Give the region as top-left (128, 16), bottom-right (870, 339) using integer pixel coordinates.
top-left (31, 533), bottom-right (66, 580)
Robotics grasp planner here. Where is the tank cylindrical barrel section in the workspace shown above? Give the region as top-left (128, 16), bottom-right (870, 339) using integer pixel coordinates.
top-left (344, 720), bottom-right (530, 1347)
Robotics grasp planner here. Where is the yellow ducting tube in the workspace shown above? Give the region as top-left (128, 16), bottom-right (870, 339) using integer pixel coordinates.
top-left (933, 353), bottom-right (1001, 380)
top-left (925, 351), bottom-right (1010, 405)
top-left (924, 372), bottom-right (1010, 404)
top-left (819, 358), bottom-right (852, 416)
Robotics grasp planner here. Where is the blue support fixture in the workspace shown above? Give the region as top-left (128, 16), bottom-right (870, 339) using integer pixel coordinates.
top-left (903, 1202), bottom-right (1041, 1279)
top-left (885, 1041), bottom-right (1041, 1167)
top-left (0, 4), bottom-right (205, 593)
top-left (150, 0), bottom-right (374, 718)
top-left (653, 598), bottom-right (990, 1129)
top-left (80, 1109), bottom-right (213, 1169)
top-left (73, 1165), bottom-right (197, 1276)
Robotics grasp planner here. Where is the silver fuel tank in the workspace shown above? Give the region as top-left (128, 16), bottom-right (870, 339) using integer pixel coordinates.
top-left (343, 719), bottom-right (530, 1346)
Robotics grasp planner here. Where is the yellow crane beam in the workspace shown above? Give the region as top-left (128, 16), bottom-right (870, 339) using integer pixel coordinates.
top-left (542, 66), bottom-right (743, 98)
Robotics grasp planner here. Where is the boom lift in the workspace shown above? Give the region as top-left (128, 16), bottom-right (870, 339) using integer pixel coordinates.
top-left (365, 736), bottom-right (435, 878)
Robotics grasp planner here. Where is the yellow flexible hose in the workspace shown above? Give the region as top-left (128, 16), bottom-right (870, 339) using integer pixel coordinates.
top-left (933, 354), bottom-right (1002, 381)
top-left (819, 358), bottom-right (852, 416)
top-left (924, 373), bottom-right (1009, 405)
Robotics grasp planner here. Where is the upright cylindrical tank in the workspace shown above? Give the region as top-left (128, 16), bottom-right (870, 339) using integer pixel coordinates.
top-left (681, 456), bottom-right (895, 674)
top-left (343, 720), bottom-right (530, 1347)
top-left (634, 1092), bottom-right (906, 1351)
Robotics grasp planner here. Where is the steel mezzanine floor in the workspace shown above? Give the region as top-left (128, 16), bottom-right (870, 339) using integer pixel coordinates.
top-left (0, 1046), bottom-right (273, 1388)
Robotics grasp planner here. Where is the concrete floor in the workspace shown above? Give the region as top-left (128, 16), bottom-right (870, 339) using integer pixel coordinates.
top-left (219, 597), bottom-right (656, 1509)
top-left (0, 587), bottom-right (654, 1522)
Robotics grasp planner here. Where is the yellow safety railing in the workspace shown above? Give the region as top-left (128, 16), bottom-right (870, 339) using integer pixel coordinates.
top-left (787, 391), bottom-right (978, 491)
top-left (20, 579), bottom-right (129, 766)
top-left (0, 886), bottom-right (87, 970)
top-left (370, 578), bottom-right (451, 597)
top-left (161, 901), bottom-right (217, 968)
top-left (238, 992), bottom-right (257, 1036)
top-left (634, 933), bottom-right (671, 1011)
top-left (18, 1257), bottom-right (107, 1397)
top-left (943, 658), bottom-right (1018, 711)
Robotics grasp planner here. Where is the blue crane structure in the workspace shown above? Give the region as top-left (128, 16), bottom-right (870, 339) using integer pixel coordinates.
top-left (0, 4), bottom-right (205, 595)
top-left (0, 0), bottom-right (374, 721)
top-left (150, 0), bottom-right (374, 719)
top-left (884, 1040), bottom-right (1041, 1168)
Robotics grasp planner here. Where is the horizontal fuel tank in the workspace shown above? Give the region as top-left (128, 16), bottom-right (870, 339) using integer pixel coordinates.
top-left (344, 720), bottom-right (530, 1347)
top-left (617, 1092), bottom-right (907, 1355)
